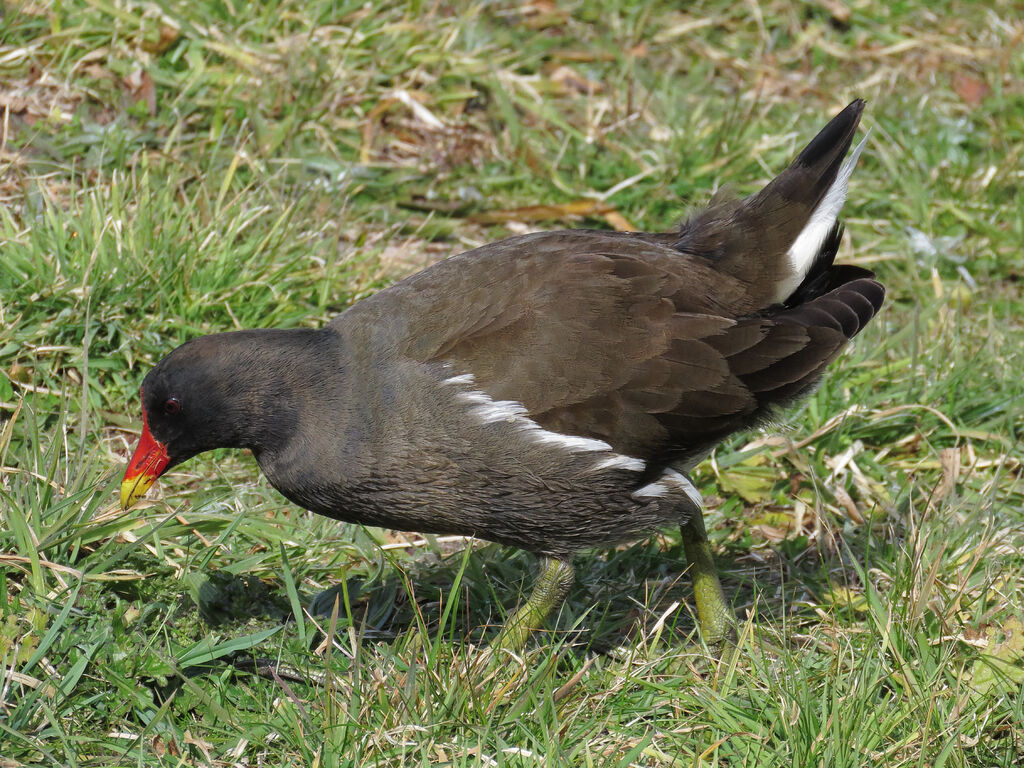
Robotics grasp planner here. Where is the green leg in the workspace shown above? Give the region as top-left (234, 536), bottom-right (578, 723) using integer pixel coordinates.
top-left (681, 512), bottom-right (737, 647)
top-left (492, 556), bottom-right (575, 652)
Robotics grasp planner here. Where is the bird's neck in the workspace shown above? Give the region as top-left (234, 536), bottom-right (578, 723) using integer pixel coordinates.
top-left (208, 327), bottom-right (344, 454)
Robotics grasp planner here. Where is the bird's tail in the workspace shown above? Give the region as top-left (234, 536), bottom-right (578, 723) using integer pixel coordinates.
top-left (674, 100), bottom-right (868, 311)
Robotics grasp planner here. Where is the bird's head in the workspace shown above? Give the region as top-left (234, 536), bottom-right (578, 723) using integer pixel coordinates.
top-left (120, 330), bottom-right (310, 510)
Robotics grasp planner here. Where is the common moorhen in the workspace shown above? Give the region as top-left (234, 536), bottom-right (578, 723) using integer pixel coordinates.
top-left (121, 100), bottom-right (884, 650)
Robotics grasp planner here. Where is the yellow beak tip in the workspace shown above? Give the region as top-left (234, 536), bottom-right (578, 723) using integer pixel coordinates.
top-left (120, 476), bottom-right (154, 511)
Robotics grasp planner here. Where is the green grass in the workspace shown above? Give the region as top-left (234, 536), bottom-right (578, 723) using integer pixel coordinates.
top-left (2, 0), bottom-right (1023, 765)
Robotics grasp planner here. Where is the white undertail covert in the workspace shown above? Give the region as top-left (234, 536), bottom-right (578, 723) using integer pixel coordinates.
top-left (773, 131), bottom-right (870, 303)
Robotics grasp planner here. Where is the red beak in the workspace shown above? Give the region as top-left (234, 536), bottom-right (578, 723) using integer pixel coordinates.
top-left (120, 409), bottom-right (170, 509)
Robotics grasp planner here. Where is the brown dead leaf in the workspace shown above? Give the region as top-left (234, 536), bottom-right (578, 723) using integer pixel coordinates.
top-left (0, 95), bottom-right (28, 114)
top-left (832, 484), bottom-right (863, 524)
top-left (152, 734), bottom-right (180, 757)
top-left (752, 524), bottom-right (790, 543)
top-left (82, 63), bottom-right (115, 81)
top-left (361, 90), bottom-right (459, 165)
top-left (548, 65), bottom-right (604, 95)
top-left (0, 70), bottom-right (80, 124)
top-left (518, 0), bottom-right (570, 29)
top-left (141, 26), bottom-right (180, 54)
top-left (123, 69), bottom-right (156, 115)
top-left (929, 446), bottom-right (961, 510)
top-left (469, 200), bottom-right (614, 224)
top-left (183, 730), bottom-right (215, 761)
top-left (951, 71), bottom-right (991, 106)
top-left (603, 210), bottom-right (636, 232)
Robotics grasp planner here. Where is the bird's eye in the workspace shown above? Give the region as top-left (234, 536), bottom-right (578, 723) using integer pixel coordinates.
top-left (163, 398), bottom-right (181, 416)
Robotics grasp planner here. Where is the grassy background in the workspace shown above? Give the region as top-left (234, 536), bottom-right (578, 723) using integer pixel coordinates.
top-left (1, 0), bottom-right (1022, 765)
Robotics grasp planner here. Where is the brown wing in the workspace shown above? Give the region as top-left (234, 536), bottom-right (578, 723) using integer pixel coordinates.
top-left (348, 229), bottom-right (883, 464)
top-left (335, 100), bottom-right (879, 464)
top-left (347, 229), bottom-right (755, 402)
top-left (643, 274), bottom-right (884, 463)
top-left (448, 263), bottom-right (883, 464)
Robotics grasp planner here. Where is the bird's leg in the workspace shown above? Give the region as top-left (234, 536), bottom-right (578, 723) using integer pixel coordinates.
top-left (680, 512), bottom-right (737, 648)
top-left (491, 555), bottom-right (575, 652)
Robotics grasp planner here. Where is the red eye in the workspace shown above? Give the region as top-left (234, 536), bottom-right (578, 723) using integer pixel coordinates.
top-left (163, 398), bottom-right (181, 416)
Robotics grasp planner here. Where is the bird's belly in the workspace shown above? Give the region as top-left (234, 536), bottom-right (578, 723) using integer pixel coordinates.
top-left (296, 464), bottom-right (683, 555)
top-left (276, 432), bottom-right (703, 555)
top-left (263, 363), bottom-right (704, 555)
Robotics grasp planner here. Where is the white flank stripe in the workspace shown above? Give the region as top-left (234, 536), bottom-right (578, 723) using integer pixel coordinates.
top-left (660, 469), bottom-right (704, 509)
top-left (443, 373), bottom-right (476, 386)
top-left (591, 454), bottom-right (646, 472)
top-left (633, 469), bottom-right (703, 508)
top-left (633, 481), bottom-right (668, 499)
top-left (456, 391), bottom-right (529, 424)
top-left (532, 430), bottom-right (613, 452)
top-left (447, 373), bottom-right (646, 471)
top-left (775, 131), bottom-right (869, 303)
